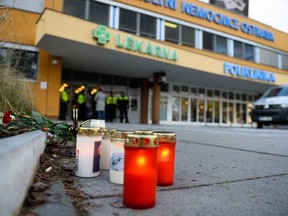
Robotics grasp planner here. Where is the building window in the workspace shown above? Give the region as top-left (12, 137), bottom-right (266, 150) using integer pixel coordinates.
top-left (119, 8), bottom-right (137, 34)
top-left (73, 70), bottom-right (100, 83)
top-left (0, 48), bottom-right (38, 81)
top-left (203, 31), bottom-right (214, 51)
top-left (214, 90), bottom-right (220, 98)
top-left (234, 41), bottom-right (254, 62)
top-left (63, 0), bottom-right (86, 19)
top-left (282, 55), bottom-right (288, 70)
top-left (101, 74), bottom-right (112, 85)
top-left (140, 14), bottom-right (156, 38)
top-left (207, 89), bottom-right (213, 97)
top-left (259, 48), bottom-right (278, 68)
top-left (229, 92), bottom-right (234, 100)
top-left (119, 9), bottom-right (156, 38)
top-left (181, 85), bottom-right (189, 94)
top-left (198, 88), bottom-right (205, 97)
top-left (182, 26), bottom-right (195, 47)
top-left (165, 22), bottom-right (195, 47)
top-left (114, 75), bottom-right (127, 86)
top-left (216, 35), bottom-right (227, 55)
top-left (89, 1), bottom-right (109, 26)
top-left (0, 0), bottom-right (44, 13)
top-left (173, 85), bottom-right (180, 93)
top-left (161, 83), bottom-right (169, 92)
top-left (203, 32), bottom-right (227, 55)
top-left (244, 44), bottom-right (254, 61)
top-left (234, 41), bottom-right (243, 59)
top-left (191, 87), bottom-right (197, 96)
top-left (165, 21), bottom-right (179, 43)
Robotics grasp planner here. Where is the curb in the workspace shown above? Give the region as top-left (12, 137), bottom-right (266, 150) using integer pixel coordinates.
top-left (0, 130), bottom-right (47, 216)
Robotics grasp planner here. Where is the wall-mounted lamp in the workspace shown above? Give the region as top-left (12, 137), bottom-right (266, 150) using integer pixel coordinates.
top-left (52, 59), bottom-right (58, 65)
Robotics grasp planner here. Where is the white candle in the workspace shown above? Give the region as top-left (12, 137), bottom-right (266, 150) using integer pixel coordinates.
top-left (100, 136), bottom-right (112, 170)
top-left (109, 130), bottom-right (133, 184)
top-left (110, 140), bottom-right (125, 184)
top-left (75, 128), bottom-right (102, 177)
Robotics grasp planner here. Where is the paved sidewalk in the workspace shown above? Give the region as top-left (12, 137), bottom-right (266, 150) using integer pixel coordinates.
top-left (23, 124), bottom-right (288, 216)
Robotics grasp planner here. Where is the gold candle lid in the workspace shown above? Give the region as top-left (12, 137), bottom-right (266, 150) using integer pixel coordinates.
top-left (111, 130), bottom-right (134, 141)
top-left (134, 130), bottom-right (154, 135)
top-left (100, 127), bottom-right (117, 137)
top-left (152, 131), bottom-right (176, 142)
top-left (126, 134), bottom-right (158, 148)
top-left (77, 127), bottom-right (101, 136)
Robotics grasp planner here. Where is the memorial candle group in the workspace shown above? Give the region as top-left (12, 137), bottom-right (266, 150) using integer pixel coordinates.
top-left (75, 120), bottom-right (177, 210)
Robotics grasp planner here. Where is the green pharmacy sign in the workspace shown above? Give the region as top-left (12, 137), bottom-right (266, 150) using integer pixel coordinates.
top-left (93, 25), bottom-right (111, 45)
top-left (116, 34), bottom-right (178, 62)
top-left (92, 26), bottom-right (178, 62)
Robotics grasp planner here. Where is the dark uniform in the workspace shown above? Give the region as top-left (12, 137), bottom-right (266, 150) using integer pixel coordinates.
top-left (77, 91), bottom-right (86, 120)
top-left (106, 92), bottom-right (117, 122)
top-left (117, 92), bottom-right (129, 123)
top-left (59, 89), bottom-right (69, 120)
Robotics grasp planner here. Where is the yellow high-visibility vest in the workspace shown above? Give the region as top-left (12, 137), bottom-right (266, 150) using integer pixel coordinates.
top-left (77, 93), bottom-right (86, 104)
top-left (61, 90), bottom-right (69, 102)
top-left (106, 96), bottom-right (117, 105)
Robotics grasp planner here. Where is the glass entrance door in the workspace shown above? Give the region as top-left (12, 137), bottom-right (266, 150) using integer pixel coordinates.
top-left (172, 96), bottom-right (180, 121)
top-left (181, 97), bottom-right (188, 121)
top-left (206, 100), bottom-right (213, 123)
top-left (190, 98), bottom-right (197, 122)
top-left (160, 96), bottom-right (168, 121)
top-left (198, 99), bottom-right (205, 122)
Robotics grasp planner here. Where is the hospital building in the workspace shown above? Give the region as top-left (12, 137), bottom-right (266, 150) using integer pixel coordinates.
top-left (1, 0), bottom-right (288, 126)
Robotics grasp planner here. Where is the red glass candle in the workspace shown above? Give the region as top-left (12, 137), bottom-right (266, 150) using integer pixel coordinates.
top-left (153, 131), bottom-right (176, 186)
top-left (123, 134), bottom-right (158, 209)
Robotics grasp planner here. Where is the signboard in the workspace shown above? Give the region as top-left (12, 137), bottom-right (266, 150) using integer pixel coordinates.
top-left (93, 25), bottom-right (178, 62)
top-left (224, 62), bottom-right (275, 83)
top-left (137, 0), bottom-right (273, 42)
top-left (210, 0), bottom-right (249, 17)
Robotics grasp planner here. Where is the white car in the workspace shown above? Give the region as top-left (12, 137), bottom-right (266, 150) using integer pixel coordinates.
top-left (251, 85), bottom-right (288, 128)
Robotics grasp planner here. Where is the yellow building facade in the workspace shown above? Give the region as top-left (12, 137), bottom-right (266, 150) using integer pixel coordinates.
top-left (1, 0), bottom-right (288, 126)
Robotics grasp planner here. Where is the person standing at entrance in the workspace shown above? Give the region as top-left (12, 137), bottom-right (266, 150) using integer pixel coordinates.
top-left (117, 91), bottom-right (129, 123)
top-left (94, 88), bottom-right (106, 120)
top-left (77, 90), bottom-right (86, 120)
top-left (60, 87), bottom-right (69, 120)
top-left (106, 92), bottom-right (117, 122)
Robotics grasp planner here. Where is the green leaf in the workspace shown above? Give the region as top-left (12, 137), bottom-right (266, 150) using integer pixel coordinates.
top-left (55, 124), bottom-right (69, 130)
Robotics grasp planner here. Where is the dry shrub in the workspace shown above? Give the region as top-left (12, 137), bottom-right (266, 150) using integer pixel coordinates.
top-left (0, 3), bottom-right (34, 114)
top-left (0, 63), bottom-right (34, 114)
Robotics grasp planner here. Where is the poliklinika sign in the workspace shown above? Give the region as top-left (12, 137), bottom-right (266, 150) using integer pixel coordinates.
top-left (224, 62), bottom-right (276, 83)
top-left (140, 0), bottom-right (274, 42)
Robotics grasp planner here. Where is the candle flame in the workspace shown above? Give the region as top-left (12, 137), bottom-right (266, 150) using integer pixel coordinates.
top-left (161, 149), bottom-right (170, 158)
top-left (137, 156), bottom-right (146, 167)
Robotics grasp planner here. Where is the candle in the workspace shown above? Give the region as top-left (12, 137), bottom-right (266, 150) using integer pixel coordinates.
top-left (123, 134), bottom-right (158, 209)
top-left (109, 130), bottom-right (133, 184)
top-left (153, 131), bottom-right (176, 186)
top-left (75, 127), bottom-right (102, 177)
top-left (100, 128), bottom-right (116, 170)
